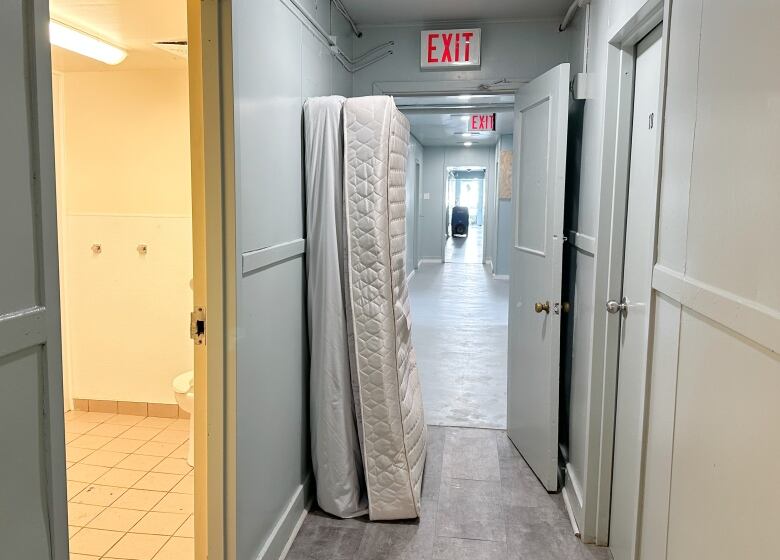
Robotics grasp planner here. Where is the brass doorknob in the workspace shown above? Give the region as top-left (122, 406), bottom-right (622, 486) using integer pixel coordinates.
top-left (534, 301), bottom-right (550, 314)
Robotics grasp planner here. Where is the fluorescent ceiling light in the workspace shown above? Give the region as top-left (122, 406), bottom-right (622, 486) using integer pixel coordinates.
top-left (463, 141), bottom-right (473, 147)
top-left (458, 95), bottom-right (472, 101)
top-left (462, 132), bottom-right (473, 137)
top-left (49, 21), bottom-right (127, 65)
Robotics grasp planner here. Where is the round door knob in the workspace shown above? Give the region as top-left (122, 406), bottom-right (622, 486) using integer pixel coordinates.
top-left (534, 301), bottom-right (550, 314)
top-left (606, 297), bottom-right (628, 316)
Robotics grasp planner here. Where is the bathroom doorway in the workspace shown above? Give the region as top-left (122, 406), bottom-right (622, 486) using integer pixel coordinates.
top-left (49, 1), bottom-right (227, 558)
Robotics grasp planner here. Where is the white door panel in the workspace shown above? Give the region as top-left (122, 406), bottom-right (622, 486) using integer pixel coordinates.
top-left (609, 25), bottom-right (663, 560)
top-left (507, 63), bottom-right (570, 491)
top-left (0, 1), bottom-right (68, 558)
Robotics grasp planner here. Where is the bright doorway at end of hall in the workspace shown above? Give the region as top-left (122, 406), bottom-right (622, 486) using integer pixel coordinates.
top-left (444, 166), bottom-right (486, 264)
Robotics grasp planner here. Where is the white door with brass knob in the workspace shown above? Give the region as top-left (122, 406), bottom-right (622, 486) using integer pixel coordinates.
top-left (506, 63), bottom-right (570, 491)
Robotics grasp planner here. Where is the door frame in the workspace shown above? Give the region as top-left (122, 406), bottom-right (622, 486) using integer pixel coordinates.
top-left (575, 0), bottom-right (671, 546)
top-left (34, 0), bottom-right (236, 558)
top-left (187, 1), bottom-right (237, 559)
top-left (442, 165), bottom-right (488, 264)
top-left (413, 160), bottom-right (422, 270)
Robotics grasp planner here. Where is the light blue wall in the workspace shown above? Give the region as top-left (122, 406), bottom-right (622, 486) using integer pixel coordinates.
top-left (494, 134), bottom-right (513, 276)
top-left (352, 20), bottom-right (569, 96)
top-left (230, 1), bottom-right (353, 558)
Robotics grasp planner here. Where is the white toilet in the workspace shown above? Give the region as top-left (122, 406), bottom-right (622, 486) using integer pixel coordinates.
top-left (172, 370), bottom-right (195, 467)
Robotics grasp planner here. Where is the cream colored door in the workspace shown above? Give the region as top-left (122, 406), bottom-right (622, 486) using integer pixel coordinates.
top-left (188, 1), bottom-right (230, 558)
top-left (0, 1), bottom-right (68, 558)
top-left (506, 63), bottom-right (570, 491)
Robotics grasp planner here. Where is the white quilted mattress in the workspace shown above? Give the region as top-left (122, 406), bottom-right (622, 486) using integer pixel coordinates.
top-left (343, 96), bottom-right (427, 520)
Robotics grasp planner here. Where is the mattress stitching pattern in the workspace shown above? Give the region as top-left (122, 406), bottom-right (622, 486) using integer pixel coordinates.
top-left (343, 96), bottom-right (426, 519)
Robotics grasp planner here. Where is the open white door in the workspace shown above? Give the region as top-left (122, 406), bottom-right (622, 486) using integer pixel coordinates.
top-left (0, 1), bottom-right (68, 558)
top-left (507, 63), bottom-right (570, 491)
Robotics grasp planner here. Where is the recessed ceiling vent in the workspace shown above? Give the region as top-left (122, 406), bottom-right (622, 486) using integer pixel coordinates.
top-left (154, 40), bottom-right (188, 59)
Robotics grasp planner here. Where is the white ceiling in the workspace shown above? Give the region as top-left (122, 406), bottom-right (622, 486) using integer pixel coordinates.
top-left (399, 94), bottom-right (513, 147)
top-left (50, 0), bottom-right (187, 72)
top-left (404, 110), bottom-right (513, 147)
top-left (340, 0), bottom-right (572, 26)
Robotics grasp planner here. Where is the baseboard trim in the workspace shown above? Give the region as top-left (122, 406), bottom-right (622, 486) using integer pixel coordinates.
top-left (418, 258), bottom-right (442, 265)
top-left (407, 269), bottom-right (416, 283)
top-left (562, 484), bottom-right (581, 538)
top-left (493, 273), bottom-right (509, 280)
top-left (257, 475), bottom-right (313, 560)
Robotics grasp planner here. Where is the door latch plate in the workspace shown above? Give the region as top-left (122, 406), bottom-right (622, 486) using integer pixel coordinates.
top-left (190, 306), bottom-right (205, 345)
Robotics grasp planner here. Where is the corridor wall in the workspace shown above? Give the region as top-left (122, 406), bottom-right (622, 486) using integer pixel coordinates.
top-left (637, 2), bottom-right (780, 559)
top-left (492, 134), bottom-right (513, 277)
top-left (352, 20), bottom-right (569, 96)
top-left (229, 1), bottom-right (353, 558)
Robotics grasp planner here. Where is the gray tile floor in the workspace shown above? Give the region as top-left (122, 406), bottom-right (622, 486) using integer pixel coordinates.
top-left (286, 427), bottom-right (611, 560)
top-left (444, 225), bottom-right (483, 263)
top-left (409, 262), bottom-right (508, 429)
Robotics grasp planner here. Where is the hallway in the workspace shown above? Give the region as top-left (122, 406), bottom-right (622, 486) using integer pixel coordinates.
top-left (409, 263), bottom-right (508, 429)
top-left (285, 427), bottom-right (609, 560)
top-left (444, 225), bottom-right (483, 264)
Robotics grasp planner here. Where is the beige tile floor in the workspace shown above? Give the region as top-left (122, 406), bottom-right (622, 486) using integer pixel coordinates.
top-left (64, 410), bottom-right (194, 560)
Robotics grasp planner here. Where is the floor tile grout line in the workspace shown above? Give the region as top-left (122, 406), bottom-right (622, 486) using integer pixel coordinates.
top-left (65, 412), bottom-right (194, 559)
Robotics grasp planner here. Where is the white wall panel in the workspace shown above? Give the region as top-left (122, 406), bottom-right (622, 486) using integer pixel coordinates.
top-left (654, 0), bottom-right (700, 273)
top-left (638, 1), bottom-right (780, 558)
top-left (638, 293), bottom-right (680, 560)
top-left (683, 2), bottom-right (780, 311)
top-left (666, 310), bottom-right (780, 560)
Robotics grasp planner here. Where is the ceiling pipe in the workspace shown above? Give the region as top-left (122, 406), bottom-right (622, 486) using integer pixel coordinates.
top-left (559, 0), bottom-right (591, 32)
top-left (332, 0), bottom-right (362, 37)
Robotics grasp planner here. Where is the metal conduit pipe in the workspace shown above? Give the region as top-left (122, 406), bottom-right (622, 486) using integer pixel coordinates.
top-left (332, 0), bottom-right (362, 37)
top-left (285, 0), bottom-right (391, 72)
top-left (559, 0), bottom-right (591, 32)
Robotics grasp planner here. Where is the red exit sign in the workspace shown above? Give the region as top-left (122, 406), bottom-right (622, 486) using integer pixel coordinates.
top-left (469, 113), bottom-right (496, 132)
top-left (421, 28), bottom-right (481, 69)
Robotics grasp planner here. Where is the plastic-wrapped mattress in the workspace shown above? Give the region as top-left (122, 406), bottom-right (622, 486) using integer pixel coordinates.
top-left (342, 96), bottom-right (427, 520)
top-left (303, 95), bottom-right (368, 519)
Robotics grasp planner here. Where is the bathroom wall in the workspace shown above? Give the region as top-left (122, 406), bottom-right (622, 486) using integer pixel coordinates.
top-left (56, 68), bottom-right (193, 406)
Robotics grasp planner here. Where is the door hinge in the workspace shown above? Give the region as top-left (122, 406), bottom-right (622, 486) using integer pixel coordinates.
top-left (190, 306), bottom-right (205, 345)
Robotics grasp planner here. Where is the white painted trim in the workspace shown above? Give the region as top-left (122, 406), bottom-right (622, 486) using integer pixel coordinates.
top-left (242, 239), bottom-right (306, 274)
top-left (373, 78), bottom-right (527, 96)
top-left (581, 0), bottom-right (668, 546)
top-left (257, 476), bottom-right (312, 560)
top-left (493, 273), bottom-right (509, 281)
top-left (652, 265), bottom-right (780, 354)
top-left (359, 16), bottom-right (561, 30)
top-left (278, 491), bottom-right (315, 560)
top-left (407, 269), bottom-right (416, 283)
top-left (562, 484), bottom-right (582, 538)
top-left (568, 230), bottom-right (596, 256)
top-left (0, 307), bottom-right (47, 357)
top-left (485, 257), bottom-right (494, 274)
top-left (418, 258), bottom-right (443, 264)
